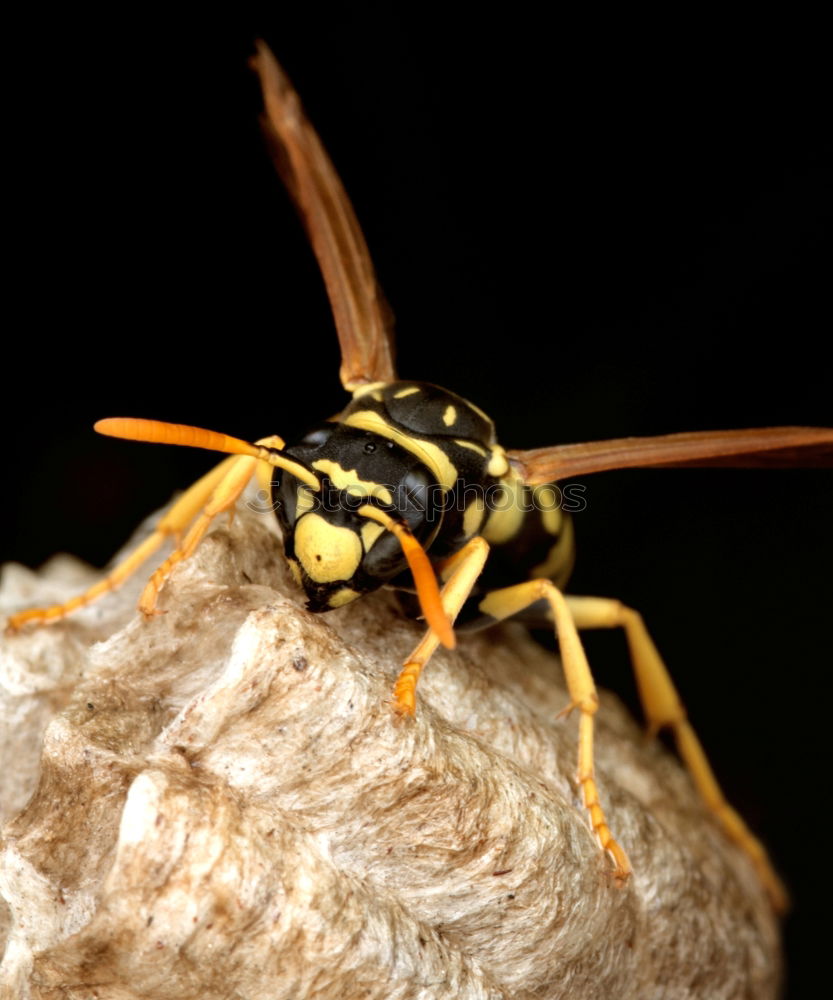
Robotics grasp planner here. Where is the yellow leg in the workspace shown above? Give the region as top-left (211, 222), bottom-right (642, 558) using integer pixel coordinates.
top-left (566, 595), bottom-right (788, 911)
top-left (5, 457), bottom-right (241, 632)
top-left (137, 456), bottom-right (258, 616)
top-left (255, 453), bottom-right (276, 497)
top-left (137, 435), bottom-right (286, 615)
top-left (479, 581), bottom-right (631, 882)
top-left (5, 433), bottom-right (290, 633)
top-left (392, 537), bottom-right (490, 716)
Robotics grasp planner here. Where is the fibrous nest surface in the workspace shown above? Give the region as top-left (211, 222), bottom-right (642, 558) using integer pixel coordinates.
top-left (0, 500), bottom-right (780, 999)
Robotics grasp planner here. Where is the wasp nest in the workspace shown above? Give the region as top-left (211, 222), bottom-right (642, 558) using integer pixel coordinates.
top-left (0, 500), bottom-right (779, 999)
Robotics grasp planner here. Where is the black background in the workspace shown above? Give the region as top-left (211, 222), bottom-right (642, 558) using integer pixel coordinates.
top-left (4, 7), bottom-right (831, 994)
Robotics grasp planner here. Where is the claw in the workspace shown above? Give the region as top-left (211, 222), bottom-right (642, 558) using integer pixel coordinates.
top-left (556, 700), bottom-right (578, 721)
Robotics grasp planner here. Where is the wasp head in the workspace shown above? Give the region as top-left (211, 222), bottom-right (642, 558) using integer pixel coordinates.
top-left (272, 424), bottom-right (442, 611)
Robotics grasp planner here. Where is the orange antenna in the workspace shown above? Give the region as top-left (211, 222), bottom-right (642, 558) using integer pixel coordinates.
top-left (95, 418), bottom-right (321, 491)
top-left (357, 505), bottom-right (455, 650)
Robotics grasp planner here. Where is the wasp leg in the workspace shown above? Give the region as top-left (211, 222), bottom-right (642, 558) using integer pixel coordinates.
top-left (479, 581), bottom-right (631, 883)
top-left (5, 456), bottom-right (242, 632)
top-left (6, 435), bottom-right (285, 633)
top-left (136, 434), bottom-right (285, 617)
top-left (393, 537), bottom-right (490, 716)
top-left (565, 595), bottom-right (788, 911)
top-left (136, 456), bottom-right (260, 617)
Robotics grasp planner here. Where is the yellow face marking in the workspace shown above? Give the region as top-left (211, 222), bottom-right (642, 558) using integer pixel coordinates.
top-left (393, 386), bottom-right (421, 398)
top-left (482, 472), bottom-right (526, 546)
top-left (352, 381), bottom-right (389, 400)
top-left (454, 439), bottom-right (487, 457)
top-left (360, 520), bottom-right (385, 552)
top-left (311, 458), bottom-right (393, 506)
top-left (533, 485), bottom-right (563, 535)
top-left (294, 513), bottom-right (362, 583)
top-left (443, 404), bottom-right (456, 427)
top-left (343, 410), bottom-right (458, 491)
top-left (328, 587), bottom-right (361, 608)
top-left (463, 497), bottom-right (485, 538)
top-left (487, 446), bottom-right (509, 478)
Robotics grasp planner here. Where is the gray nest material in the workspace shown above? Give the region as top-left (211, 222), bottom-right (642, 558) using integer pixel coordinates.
top-left (0, 500), bottom-right (780, 999)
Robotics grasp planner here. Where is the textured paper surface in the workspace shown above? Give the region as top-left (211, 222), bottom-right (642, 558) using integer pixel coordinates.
top-left (0, 500), bottom-right (780, 999)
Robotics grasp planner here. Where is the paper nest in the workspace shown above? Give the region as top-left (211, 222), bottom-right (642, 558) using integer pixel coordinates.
top-left (0, 500), bottom-right (779, 999)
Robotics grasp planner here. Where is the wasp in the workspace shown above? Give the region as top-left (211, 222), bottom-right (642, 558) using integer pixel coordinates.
top-left (6, 41), bottom-right (830, 913)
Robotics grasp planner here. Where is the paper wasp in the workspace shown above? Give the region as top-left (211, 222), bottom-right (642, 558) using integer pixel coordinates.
top-left (5, 40), bottom-right (831, 914)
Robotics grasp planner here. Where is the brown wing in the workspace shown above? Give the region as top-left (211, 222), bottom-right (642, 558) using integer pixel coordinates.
top-left (508, 427), bottom-right (833, 484)
top-left (250, 40), bottom-right (397, 391)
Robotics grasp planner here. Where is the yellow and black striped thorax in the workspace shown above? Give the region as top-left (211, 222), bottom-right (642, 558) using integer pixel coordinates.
top-left (343, 381), bottom-right (574, 591)
top-left (339, 381), bottom-right (512, 555)
top-left (272, 380), bottom-right (574, 616)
